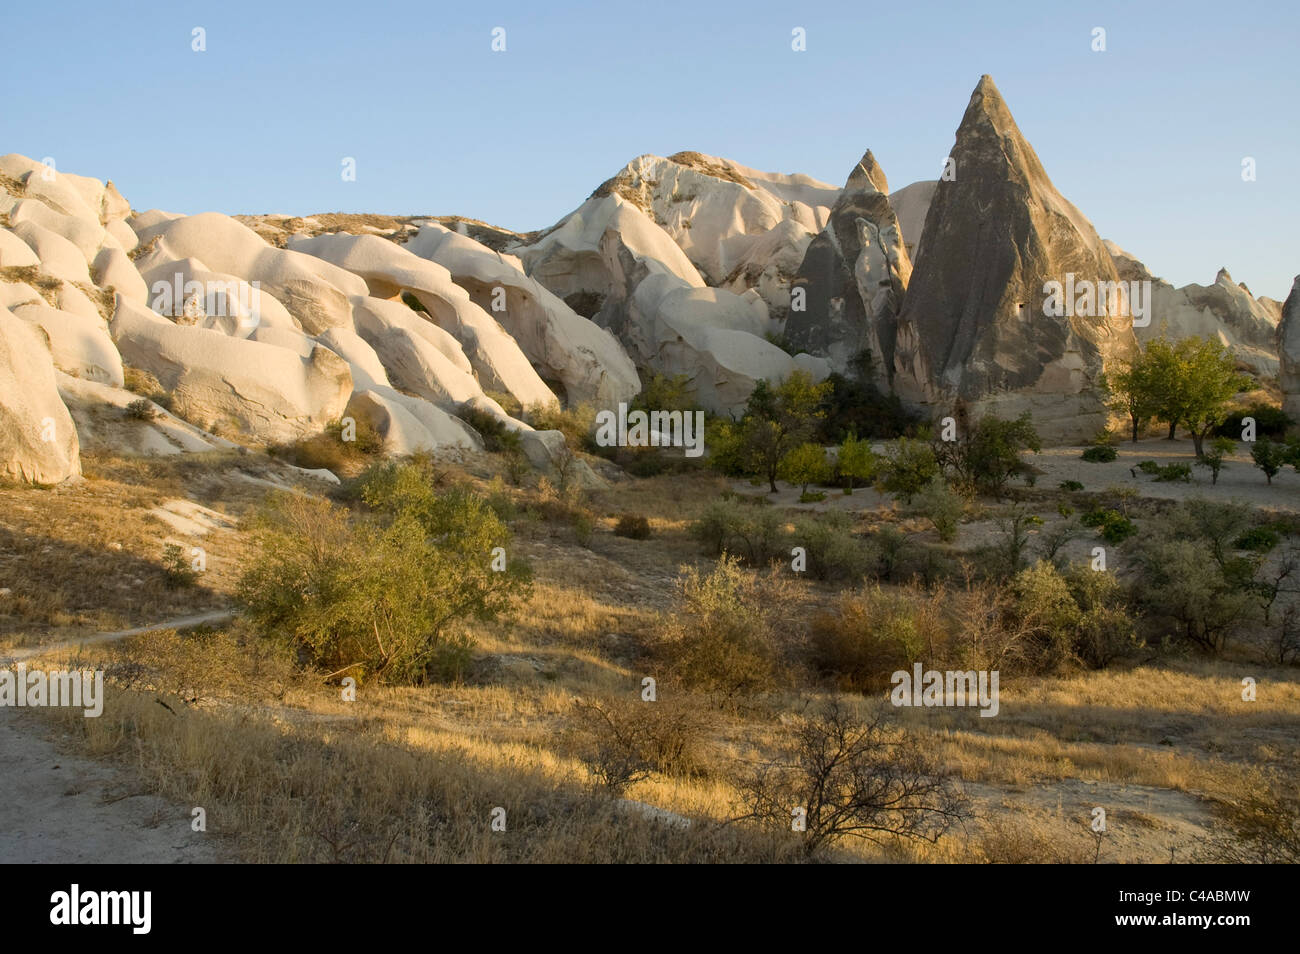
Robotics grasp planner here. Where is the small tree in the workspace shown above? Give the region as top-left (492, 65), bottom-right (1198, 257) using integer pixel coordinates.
top-left (1101, 357), bottom-right (1160, 443)
top-left (914, 475), bottom-right (963, 542)
top-left (736, 699), bottom-right (969, 857)
top-left (778, 442), bottom-right (829, 494)
top-left (1142, 337), bottom-right (1186, 440)
top-left (881, 438), bottom-right (939, 502)
top-left (738, 371), bottom-right (832, 493)
top-left (1196, 436), bottom-right (1235, 485)
top-left (935, 409), bottom-right (1040, 496)
top-left (1173, 337), bottom-right (1252, 457)
top-left (1251, 438), bottom-right (1287, 484)
top-left (836, 432), bottom-right (877, 495)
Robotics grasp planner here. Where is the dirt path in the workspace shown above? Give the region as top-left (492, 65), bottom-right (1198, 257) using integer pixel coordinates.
top-left (0, 708), bottom-right (221, 863)
top-left (0, 609), bottom-right (236, 666)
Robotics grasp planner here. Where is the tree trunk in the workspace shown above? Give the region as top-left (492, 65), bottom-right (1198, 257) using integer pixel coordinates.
top-left (1192, 431), bottom-right (1205, 459)
top-left (1167, 421), bottom-right (1177, 440)
top-left (1131, 416), bottom-right (1140, 443)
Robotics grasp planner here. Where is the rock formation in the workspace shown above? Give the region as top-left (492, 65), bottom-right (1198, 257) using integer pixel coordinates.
top-left (1278, 277), bottom-right (1300, 420)
top-left (786, 150), bottom-right (914, 384)
top-left (892, 75), bottom-right (1138, 442)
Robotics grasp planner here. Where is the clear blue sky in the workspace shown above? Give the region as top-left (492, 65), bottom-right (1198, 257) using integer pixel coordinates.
top-left (4, 0), bottom-right (1297, 298)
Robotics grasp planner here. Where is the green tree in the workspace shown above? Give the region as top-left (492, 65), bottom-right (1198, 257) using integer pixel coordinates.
top-left (778, 442), bottom-right (830, 494)
top-left (1142, 337), bottom-right (1186, 440)
top-left (836, 432), bottom-right (877, 495)
top-left (1196, 436), bottom-right (1235, 485)
top-left (1252, 438), bottom-right (1287, 484)
top-left (1174, 337), bottom-right (1251, 458)
top-left (881, 438), bottom-right (939, 502)
top-left (935, 409), bottom-right (1041, 496)
top-left (738, 370), bottom-right (832, 492)
top-left (1101, 354), bottom-right (1160, 443)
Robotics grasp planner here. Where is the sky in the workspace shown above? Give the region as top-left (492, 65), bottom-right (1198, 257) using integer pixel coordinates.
top-left (3, 0), bottom-right (1297, 298)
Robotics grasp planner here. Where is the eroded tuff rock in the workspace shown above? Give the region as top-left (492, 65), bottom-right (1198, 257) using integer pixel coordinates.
top-left (893, 75), bottom-right (1137, 442)
top-left (0, 304), bottom-right (81, 483)
top-left (1279, 277), bottom-right (1300, 420)
top-left (587, 153), bottom-right (837, 318)
top-left (786, 150), bottom-right (914, 384)
top-left (404, 223), bottom-right (640, 406)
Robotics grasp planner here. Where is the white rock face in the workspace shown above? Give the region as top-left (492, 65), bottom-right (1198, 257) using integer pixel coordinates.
top-left (0, 228), bottom-right (40, 267)
top-left (9, 198), bottom-right (108, 263)
top-left (137, 257), bottom-right (299, 337)
top-left (132, 212), bottom-right (367, 335)
top-left (92, 246), bottom-right (150, 305)
top-left (1130, 267), bottom-right (1282, 376)
top-left (517, 193), bottom-right (822, 415)
top-left (10, 221), bottom-right (91, 284)
top-left (345, 389), bottom-right (479, 455)
top-left (583, 153), bottom-right (838, 317)
top-left (404, 224), bottom-right (640, 406)
top-left (56, 373), bottom-right (230, 457)
top-left (288, 233), bottom-right (558, 408)
top-left (349, 295), bottom-right (486, 406)
top-left (0, 304), bottom-right (81, 483)
top-left (11, 301), bottom-right (124, 386)
top-left (110, 296), bottom-right (353, 443)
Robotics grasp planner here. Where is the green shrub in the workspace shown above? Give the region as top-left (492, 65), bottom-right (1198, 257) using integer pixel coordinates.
top-left (880, 438), bottom-right (938, 501)
top-left (799, 491), bottom-right (826, 503)
top-left (238, 468), bottom-right (530, 684)
top-left (1234, 527), bottom-right (1280, 553)
top-left (1216, 404), bottom-right (1292, 441)
top-left (1059, 480), bottom-right (1084, 492)
top-left (161, 543), bottom-right (199, 588)
top-left (792, 512), bottom-right (866, 581)
top-left (1081, 507), bottom-right (1137, 545)
top-left (661, 557), bottom-right (778, 699)
top-left (125, 398), bottom-right (158, 421)
top-left (614, 514), bottom-right (652, 539)
top-left (913, 475), bottom-right (964, 542)
top-left (1081, 445), bottom-right (1118, 463)
top-left (690, 498), bottom-right (785, 566)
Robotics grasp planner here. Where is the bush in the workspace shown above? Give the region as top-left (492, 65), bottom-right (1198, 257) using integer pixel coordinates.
top-left (690, 498), bottom-right (785, 566)
top-left (1011, 561), bottom-right (1138, 670)
top-left (661, 556), bottom-right (779, 700)
top-left (1081, 508), bottom-right (1137, 545)
top-left (791, 512), bottom-right (866, 581)
top-left (570, 698), bottom-right (706, 793)
top-left (1251, 438), bottom-right (1288, 484)
top-left (1059, 480), bottom-right (1084, 492)
top-left (936, 409), bottom-right (1041, 495)
top-left (271, 417), bottom-right (385, 472)
top-left (1235, 527), bottom-right (1280, 552)
top-left (810, 586), bottom-right (937, 689)
top-left (880, 438), bottom-right (938, 502)
top-left (1081, 445), bottom-right (1118, 463)
top-left (125, 398), bottom-right (158, 421)
top-left (913, 475), bottom-right (964, 542)
top-left (736, 699), bottom-right (969, 857)
top-left (161, 543), bottom-right (199, 588)
top-left (799, 491), bottom-right (826, 503)
top-left (238, 468), bottom-right (530, 684)
top-left (614, 514), bottom-right (651, 539)
top-left (1216, 404), bottom-right (1292, 441)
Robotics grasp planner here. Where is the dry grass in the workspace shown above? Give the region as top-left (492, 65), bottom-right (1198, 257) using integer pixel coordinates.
top-left (9, 455), bottom-right (1300, 863)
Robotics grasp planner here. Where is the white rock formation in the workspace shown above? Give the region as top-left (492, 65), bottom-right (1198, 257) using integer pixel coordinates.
top-left (110, 296), bottom-right (353, 443)
top-left (288, 232), bottom-right (558, 408)
top-left (0, 304), bottom-right (80, 483)
top-left (10, 300), bottom-right (123, 386)
top-left (404, 223), bottom-right (639, 406)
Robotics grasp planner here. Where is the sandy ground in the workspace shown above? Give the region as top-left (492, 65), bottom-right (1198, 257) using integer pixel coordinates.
top-left (0, 708), bottom-right (221, 863)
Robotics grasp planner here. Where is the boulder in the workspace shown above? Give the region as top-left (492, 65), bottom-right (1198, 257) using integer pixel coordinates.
top-left (0, 304), bottom-right (80, 483)
top-left (344, 389), bottom-right (479, 455)
top-left (91, 246), bottom-right (150, 305)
